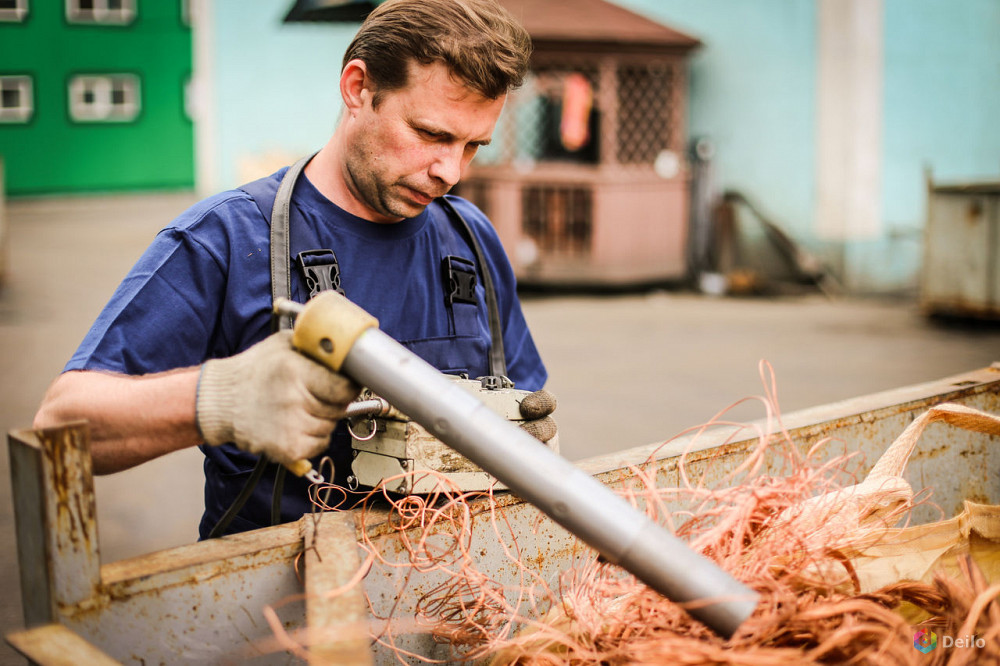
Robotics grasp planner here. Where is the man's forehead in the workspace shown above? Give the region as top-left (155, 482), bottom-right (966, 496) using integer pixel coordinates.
top-left (386, 62), bottom-right (504, 131)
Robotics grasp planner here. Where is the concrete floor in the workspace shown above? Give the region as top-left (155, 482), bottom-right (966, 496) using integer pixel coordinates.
top-left (1, 193), bottom-right (999, 664)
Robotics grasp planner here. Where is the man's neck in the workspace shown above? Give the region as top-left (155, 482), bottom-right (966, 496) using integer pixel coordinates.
top-left (302, 136), bottom-right (350, 209)
top-left (303, 128), bottom-right (407, 225)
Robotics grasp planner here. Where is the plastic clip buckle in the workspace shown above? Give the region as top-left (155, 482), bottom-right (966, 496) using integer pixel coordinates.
top-left (297, 249), bottom-right (345, 299)
top-left (443, 255), bottom-right (477, 305)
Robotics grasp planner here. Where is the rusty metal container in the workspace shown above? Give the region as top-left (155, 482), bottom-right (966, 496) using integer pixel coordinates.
top-left (6, 365), bottom-right (1000, 664)
top-left (921, 178), bottom-right (1000, 319)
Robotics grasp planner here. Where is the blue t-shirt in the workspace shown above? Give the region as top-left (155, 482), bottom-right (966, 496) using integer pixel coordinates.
top-left (67, 167), bottom-right (547, 537)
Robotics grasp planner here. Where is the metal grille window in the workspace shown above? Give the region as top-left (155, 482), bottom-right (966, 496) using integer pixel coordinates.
top-left (0, 0), bottom-right (28, 22)
top-left (522, 185), bottom-right (593, 255)
top-left (616, 62), bottom-right (674, 164)
top-left (66, 0), bottom-right (135, 25)
top-left (0, 75), bottom-right (33, 122)
top-left (490, 56), bottom-right (679, 171)
top-left (68, 74), bottom-right (140, 122)
top-left (532, 65), bottom-right (601, 165)
top-left (500, 64), bottom-right (601, 166)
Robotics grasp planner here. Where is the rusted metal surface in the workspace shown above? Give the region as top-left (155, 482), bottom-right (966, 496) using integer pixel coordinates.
top-left (82, 527), bottom-right (305, 664)
top-left (580, 365), bottom-right (1000, 526)
top-left (41, 424), bottom-right (101, 608)
top-left (302, 512), bottom-right (372, 665)
top-left (8, 428), bottom-right (57, 627)
top-left (6, 366), bottom-right (1000, 664)
top-left (8, 424), bottom-right (308, 664)
top-left (361, 493), bottom-right (589, 663)
top-left (8, 423), bottom-right (102, 627)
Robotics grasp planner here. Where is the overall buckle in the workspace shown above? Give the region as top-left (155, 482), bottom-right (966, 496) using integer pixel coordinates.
top-left (442, 255), bottom-right (477, 305)
top-left (297, 249), bottom-right (345, 299)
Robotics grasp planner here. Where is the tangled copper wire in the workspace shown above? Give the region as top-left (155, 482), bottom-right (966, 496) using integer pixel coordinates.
top-left (271, 363), bottom-right (1000, 665)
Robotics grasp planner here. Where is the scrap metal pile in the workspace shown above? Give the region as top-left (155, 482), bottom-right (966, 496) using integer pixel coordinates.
top-left (265, 377), bottom-right (1000, 665)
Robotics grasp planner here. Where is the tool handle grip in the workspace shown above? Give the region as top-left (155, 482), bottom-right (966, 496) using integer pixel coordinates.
top-left (284, 459), bottom-right (312, 477)
top-left (285, 459), bottom-right (325, 484)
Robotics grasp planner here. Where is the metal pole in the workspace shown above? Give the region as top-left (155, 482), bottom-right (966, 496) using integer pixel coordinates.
top-left (279, 296), bottom-right (759, 637)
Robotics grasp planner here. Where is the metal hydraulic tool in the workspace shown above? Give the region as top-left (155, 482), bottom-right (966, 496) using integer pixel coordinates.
top-left (287, 373), bottom-right (537, 492)
top-left (341, 378), bottom-right (539, 494)
top-left (275, 290), bottom-right (759, 639)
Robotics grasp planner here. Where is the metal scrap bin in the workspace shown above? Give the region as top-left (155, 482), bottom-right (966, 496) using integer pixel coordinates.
top-left (5, 365), bottom-right (1000, 664)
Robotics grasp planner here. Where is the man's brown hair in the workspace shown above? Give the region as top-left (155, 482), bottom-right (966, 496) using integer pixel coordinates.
top-left (343, 0), bottom-right (532, 105)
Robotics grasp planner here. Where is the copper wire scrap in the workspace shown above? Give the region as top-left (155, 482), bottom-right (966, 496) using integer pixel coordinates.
top-left (265, 361), bottom-right (1000, 665)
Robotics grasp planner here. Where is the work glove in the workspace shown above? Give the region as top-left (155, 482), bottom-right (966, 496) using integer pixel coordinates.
top-left (519, 389), bottom-right (558, 444)
top-left (196, 330), bottom-right (360, 468)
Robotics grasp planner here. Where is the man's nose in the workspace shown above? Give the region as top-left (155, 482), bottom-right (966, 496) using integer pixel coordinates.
top-left (428, 144), bottom-right (464, 188)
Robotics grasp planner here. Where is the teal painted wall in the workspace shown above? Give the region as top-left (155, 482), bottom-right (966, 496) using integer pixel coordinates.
top-left (857, 0), bottom-right (1000, 294)
top-left (616, 0), bottom-right (818, 248)
top-left (882, 0), bottom-right (1000, 228)
top-left (206, 0), bottom-right (1000, 292)
top-left (845, 0), bottom-right (1000, 293)
top-left (620, 0), bottom-right (1000, 293)
top-left (211, 0), bottom-right (356, 189)
top-left (0, 2), bottom-right (193, 195)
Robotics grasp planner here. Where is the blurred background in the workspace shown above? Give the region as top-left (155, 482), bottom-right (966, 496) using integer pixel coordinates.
top-left (1, 0), bottom-right (999, 663)
top-left (3, 0), bottom-right (999, 295)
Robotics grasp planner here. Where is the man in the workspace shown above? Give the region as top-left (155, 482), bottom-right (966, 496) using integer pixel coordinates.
top-left (33, 0), bottom-right (553, 538)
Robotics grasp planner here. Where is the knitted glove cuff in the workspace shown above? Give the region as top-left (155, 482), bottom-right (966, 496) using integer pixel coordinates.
top-left (195, 360), bottom-right (238, 446)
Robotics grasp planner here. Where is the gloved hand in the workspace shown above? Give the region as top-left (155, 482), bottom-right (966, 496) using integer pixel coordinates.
top-left (196, 331), bottom-right (360, 467)
top-left (519, 389), bottom-right (558, 444)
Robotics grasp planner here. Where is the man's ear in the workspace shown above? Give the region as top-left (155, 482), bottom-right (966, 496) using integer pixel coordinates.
top-left (340, 59), bottom-right (371, 115)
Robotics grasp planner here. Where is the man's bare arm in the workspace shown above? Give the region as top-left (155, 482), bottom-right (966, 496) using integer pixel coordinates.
top-left (34, 368), bottom-right (203, 475)
top-left (34, 332), bottom-right (361, 477)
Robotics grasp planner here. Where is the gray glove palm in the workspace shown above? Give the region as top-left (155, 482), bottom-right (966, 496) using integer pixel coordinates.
top-left (196, 331), bottom-right (360, 467)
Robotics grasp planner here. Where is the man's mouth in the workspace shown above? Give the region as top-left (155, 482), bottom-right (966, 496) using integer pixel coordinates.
top-left (402, 185), bottom-right (439, 206)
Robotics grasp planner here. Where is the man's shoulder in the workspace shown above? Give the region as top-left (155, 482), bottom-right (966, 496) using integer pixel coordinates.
top-left (165, 176), bottom-right (281, 235)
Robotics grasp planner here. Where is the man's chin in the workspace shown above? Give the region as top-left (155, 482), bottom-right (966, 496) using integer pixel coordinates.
top-left (383, 198), bottom-right (431, 220)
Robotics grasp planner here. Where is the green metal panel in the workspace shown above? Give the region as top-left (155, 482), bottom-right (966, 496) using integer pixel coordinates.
top-left (0, 1), bottom-right (193, 195)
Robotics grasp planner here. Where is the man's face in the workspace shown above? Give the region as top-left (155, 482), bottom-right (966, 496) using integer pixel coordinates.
top-left (343, 60), bottom-right (506, 223)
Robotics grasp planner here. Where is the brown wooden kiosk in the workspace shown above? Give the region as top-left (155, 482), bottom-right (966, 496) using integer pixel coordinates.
top-left (458, 0), bottom-right (701, 286)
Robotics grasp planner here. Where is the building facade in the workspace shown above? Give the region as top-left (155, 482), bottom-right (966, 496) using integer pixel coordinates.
top-left (0, 0), bottom-right (193, 195)
top-left (3, 0), bottom-right (997, 294)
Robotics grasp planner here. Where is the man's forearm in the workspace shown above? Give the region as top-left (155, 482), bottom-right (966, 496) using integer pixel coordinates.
top-left (34, 368), bottom-right (204, 475)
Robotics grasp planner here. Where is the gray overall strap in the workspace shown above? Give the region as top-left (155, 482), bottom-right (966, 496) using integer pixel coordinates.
top-left (438, 196), bottom-right (507, 378)
top-left (270, 155), bottom-right (312, 330)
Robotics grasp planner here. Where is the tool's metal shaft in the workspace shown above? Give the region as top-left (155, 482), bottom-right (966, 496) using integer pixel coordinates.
top-left (340, 327), bottom-right (758, 637)
top-left (281, 293), bottom-right (758, 637)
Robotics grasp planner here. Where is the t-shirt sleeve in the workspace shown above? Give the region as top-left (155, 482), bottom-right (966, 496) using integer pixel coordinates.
top-left (65, 225), bottom-right (228, 375)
